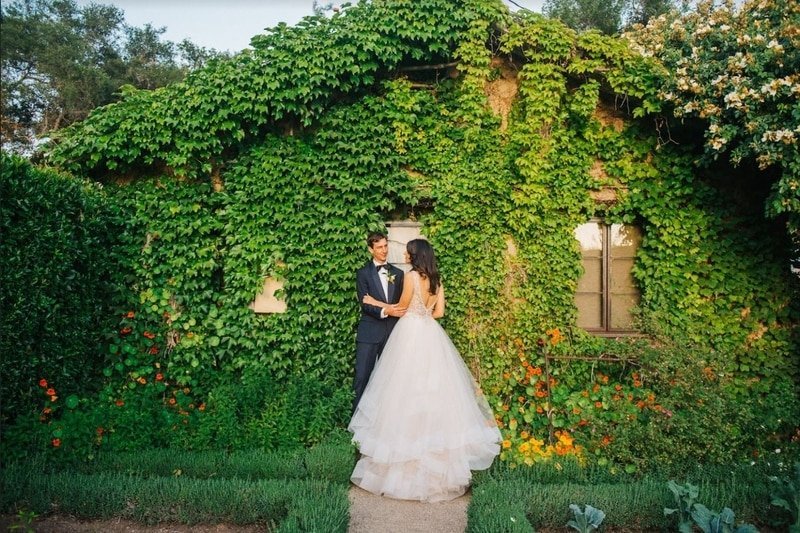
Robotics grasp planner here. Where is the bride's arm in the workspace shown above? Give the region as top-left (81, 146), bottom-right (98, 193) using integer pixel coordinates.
top-left (361, 273), bottom-right (413, 313)
top-left (362, 294), bottom-right (388, 308)
top-left (396, 272), bottom-right (414, 308)
top-left (432, 284), bottom-right (445, 319)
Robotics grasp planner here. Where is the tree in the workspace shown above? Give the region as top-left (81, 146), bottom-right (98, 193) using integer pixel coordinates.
top-left (542, 0), bottom-right (677, 34)
top-left (543, 0), bottom-right (629, 34)
top-left (0, 0), bottom-right (224, 153)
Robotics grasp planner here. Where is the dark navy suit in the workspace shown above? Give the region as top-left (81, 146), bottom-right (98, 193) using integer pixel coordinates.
top-left (353, 260), bottom-right (404, 412)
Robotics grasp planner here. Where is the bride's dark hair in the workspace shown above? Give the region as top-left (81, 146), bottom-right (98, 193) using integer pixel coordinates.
top-left (406, 239), bottom-right (440, 295)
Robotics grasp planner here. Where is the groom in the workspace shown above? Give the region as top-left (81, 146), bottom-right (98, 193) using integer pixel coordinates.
top-left (353, 231), bottom-right (405, 412)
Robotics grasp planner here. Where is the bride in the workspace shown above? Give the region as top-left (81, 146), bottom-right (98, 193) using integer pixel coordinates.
top-left (348, 238), bottom-right (501, 502)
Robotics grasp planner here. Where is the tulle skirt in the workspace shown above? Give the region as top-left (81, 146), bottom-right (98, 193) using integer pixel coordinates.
top-left (348, 313), bottom-right (501, 502)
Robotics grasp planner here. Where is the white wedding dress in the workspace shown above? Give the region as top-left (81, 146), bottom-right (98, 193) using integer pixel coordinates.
top-left (348, 272), bottom-right (501, 502)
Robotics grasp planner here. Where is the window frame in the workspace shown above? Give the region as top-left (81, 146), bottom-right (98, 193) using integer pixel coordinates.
top-left (575, 218), bottom-right (643, 337)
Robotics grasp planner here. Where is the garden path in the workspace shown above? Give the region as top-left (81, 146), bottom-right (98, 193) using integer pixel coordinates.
top-left (348, 485), bottom-right (470, 533)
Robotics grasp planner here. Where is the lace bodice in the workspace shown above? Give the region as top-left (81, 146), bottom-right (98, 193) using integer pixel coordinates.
top-left (407, 271), bottom-right (436, 318)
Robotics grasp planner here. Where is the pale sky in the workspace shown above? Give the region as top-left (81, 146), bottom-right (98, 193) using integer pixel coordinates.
top-left (75, 0), bottom-right (545, 53)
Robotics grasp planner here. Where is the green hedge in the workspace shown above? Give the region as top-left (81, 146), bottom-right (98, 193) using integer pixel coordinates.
top-left (0, 154), bottom-right (119, 428)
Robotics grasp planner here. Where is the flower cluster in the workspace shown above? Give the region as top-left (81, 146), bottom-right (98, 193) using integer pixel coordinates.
top-left (491, 330), bottom-right (665, 469)
top-left (624, 0), bottom-right (800, 221)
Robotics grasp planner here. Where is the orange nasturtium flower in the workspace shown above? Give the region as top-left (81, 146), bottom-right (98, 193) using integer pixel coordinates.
top-left (545, 328), bottom-right (563, 345)
top-left (143, 331), bottom-right (156, 339)
top-left (46, 388), bottom-right (56, 396)
top-left (51, 438), bottom-right (61, 448)
top-left (39, 378), bottom-right (48, 388)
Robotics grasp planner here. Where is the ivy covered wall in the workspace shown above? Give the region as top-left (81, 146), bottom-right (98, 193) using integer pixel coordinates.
top-left (5, 0), bottom-right (797, 469)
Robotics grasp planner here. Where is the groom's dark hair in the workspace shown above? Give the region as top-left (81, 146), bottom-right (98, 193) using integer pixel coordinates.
top-left (367, 232), bottom-right (387, 248)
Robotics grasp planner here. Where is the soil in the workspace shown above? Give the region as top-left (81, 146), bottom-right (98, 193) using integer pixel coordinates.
top-left (0, 515), bottom-right (267, 532)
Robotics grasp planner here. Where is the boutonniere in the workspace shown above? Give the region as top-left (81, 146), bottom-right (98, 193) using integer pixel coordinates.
top-left (386, 272), bottom-right (397, 284)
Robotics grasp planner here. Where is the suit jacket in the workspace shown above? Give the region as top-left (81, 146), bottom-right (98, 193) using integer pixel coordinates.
top-left (356, 261), bottom-right (404, 344)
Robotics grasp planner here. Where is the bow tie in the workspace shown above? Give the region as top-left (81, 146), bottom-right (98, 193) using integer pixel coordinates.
top-left (376, 264), bottom-right (388, 271)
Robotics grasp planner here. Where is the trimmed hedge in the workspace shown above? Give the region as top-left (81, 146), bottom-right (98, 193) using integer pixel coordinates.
top-left (0, 154), bottom-right (120, 427)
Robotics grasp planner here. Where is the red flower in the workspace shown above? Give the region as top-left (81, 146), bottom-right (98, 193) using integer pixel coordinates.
top-left (39, 378), bottom-right (48, 388)
top-left (46, 388), bottom-right (56, 396)
top-left (126, 311), bottom-right (135, 319)
top-left (143, 331), bottom-right (156, 339)
top-left (115, 399), bottom-right (124, 407)
top-left (149, 346), bottom-right (159, 355)
top-left (155, 373), bottom-right (164, 381)
top-left (120, 326), bottom-right (132, 335)
top-left (51, 438), bottom-right (61, 447)
top-left (168, 398), bottom-right (176, 405)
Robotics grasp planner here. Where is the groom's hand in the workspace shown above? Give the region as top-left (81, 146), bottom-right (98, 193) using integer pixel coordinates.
top-left (385, 305), bottom-right (406, 318)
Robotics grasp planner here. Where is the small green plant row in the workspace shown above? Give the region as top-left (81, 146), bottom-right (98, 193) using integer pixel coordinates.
top-left (5, 434), bottom-right (356, 484)
top-left (665, 480), bottom-right (757, 533)
top-left (0, 465), bottom-right (349, 532)
top-left (467, 462), bottom-right (800, 532)
top-left (665, 463), bottom-right (800, 533)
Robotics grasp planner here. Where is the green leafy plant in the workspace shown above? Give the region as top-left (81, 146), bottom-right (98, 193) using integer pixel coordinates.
top-left (691, 505), bottom-right (758, 533)
top-left (665, 480), bottom-right (699, 533)
top-left (770, 462), bottom-right (800, 533)
top-left (8, 508), bottom-right (37, 532)
top-left (568, 503), bottom-right (606, 532)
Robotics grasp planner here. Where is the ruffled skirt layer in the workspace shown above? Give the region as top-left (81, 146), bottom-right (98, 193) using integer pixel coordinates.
top-left (348, 314), bottom-right (501, 502)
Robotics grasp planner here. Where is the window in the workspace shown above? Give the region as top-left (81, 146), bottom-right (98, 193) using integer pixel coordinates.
top-left (386, 220), bottom-right (423, 271)
top-left (574, 220), bottom-right (642, 334)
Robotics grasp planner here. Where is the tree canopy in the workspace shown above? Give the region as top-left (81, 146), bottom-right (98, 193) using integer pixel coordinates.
top-left (0, 0), bottom-right (224, 153)
top-left (542, 0), bottom-right (677, 34)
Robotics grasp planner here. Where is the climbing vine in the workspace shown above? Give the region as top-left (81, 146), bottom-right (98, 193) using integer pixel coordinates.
top-left (5, 0), bottom-right (797, 469)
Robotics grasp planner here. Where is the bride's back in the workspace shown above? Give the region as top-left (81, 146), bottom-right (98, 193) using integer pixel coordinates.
top-left (411, 271), bottom-right (440, 312)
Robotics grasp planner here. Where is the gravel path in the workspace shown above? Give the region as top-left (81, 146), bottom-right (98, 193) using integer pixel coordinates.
top-left (347, 485), bottom-right (470, 533)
